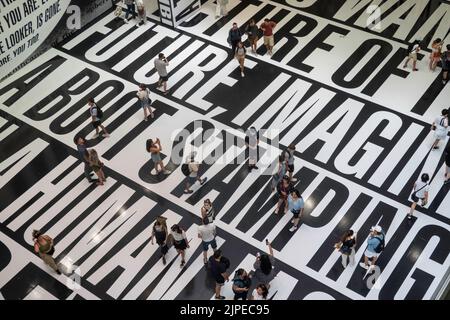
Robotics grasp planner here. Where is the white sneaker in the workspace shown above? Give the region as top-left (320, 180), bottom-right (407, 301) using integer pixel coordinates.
top-left (241, 72), bottom-right (245, 77)
top-left (359, 262), bottom-right (369, 270)
top-left (163, 170), bottom-right (171, 174)
top-left (289, 226), bottom-right (298, 232)
top-left (102, 133), bottom-right (110, 138)
top-left (92, 133), bottom-right (99, 139)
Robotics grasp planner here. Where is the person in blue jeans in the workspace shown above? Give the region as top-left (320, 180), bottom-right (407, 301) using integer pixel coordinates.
top-left (228, 23), bottom-right (242, 57)
top-left (288, 189), bottom-right (304, 232)
top-left (124, 0), bottom-right (136, 22)
top-left (360, 226), bottom-right (385, 270)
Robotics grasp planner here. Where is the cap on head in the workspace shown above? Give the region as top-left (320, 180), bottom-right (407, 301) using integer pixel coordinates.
top-left (372, 226), bottom-right (382, 233)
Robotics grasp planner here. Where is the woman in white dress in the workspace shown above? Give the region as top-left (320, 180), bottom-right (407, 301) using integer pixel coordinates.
top-left (431, 109), bottom-right (448, 150)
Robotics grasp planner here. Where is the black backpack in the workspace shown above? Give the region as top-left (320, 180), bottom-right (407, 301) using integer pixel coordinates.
top-left (146, 139), bottom-right (152, 152)
top-left (94, 103), bottom-right (103, 119)
top-left (181, 163), bottom-right (190, 176)
top-left (373, 234), bottom-right (385, 254)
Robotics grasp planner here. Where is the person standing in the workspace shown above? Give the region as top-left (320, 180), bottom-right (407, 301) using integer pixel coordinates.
top-left (260, 18), bottom-right (277, 56)
top-left (275, 175), bottom-right (291, 215)
top-left (403, 41), bottom-right (421, 71)
top-left (442, 44), bottom-right (450, 84)
top-left (245, 127), bottom-right (259, 170)
top-left (135, 0), bottom-right (146, 26)
top-left (359, 226), bottom-right (385, 270)
top-left (137, 84), bottom-right (154, 121)
top-left (245, 19), bottom-right (259, 54)
top-left (88, 149), bottom-right (106, 186)
top-left (253, 241), bottom-right (276, 289)
top-left (198, 218), bottom-right (217, 264)
top-left (75, 136), bottom-right (96, 183)
top-left (235, 41), bottom-right (247, 77)
top-left (271, 154), bottom-right (287, 192)
top-left (32, 230), bottom-right (61, 274)
top-left (287, 189), bottom-right (304, 232)
top-left (88, 98), bottom-right (110, 138)
top-left (444, 144), bottom-right (450, 185)
top-left (251, 284), bottom-right (269, 300)
top-left (184, 152), bottom-right (207, 194)
top-left (170, 224), bottom-right (189, 268)
top-left (146, 138), bottom-right (171, 174)
top-left (124, 0), bottom-right (136, 22)
top-left (334, 230), bottom-right (357, 268)
top-left (154, 53), bottom-right (169, 95)
top-left (209, 249), bottom-right (230, 300)
top-left (431, 109), bottom-right (448, 150)
top-left (232, 269), bottom-right (251, 300)
top-left (151, 216), bottom-right (169, 265)
top-left (284, 144), bottom-right (297, 182)
top-left (429, 38), bottom-right (443, 71)
top-left (201, 199), bottom-right (215, 223)
top-left (408, 173), bottom-right (430, 219)
top-left (216, 0), bottom-right (228, 18)
top-left (228, 23), bottom-right (242, 57)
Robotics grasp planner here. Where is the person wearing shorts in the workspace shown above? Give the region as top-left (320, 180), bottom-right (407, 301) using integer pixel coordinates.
top-left (184, 152), bottom-right (207, 194)
top-left (287, 189), bottom-right (304, 232)
top-left (284, 143), bottom-right (297, 182)
top-left (235, 41), bottom-right (247, 77)
top-left (408, 173), bottom-right (430, 219)
top-left (198, 218), bottom-right (217, 264)
top-left (137, 83), bottom-right (154, 121)
top-left (88, 98), bottom-right (110, 138)
top-left (431, 109), bottom-right (448, 150)
top-left (154, 53), bottom-right (169, 95)
top-left (403, 43), bottom-right (420, 71)
top-left (260, 18), bottom-right (276, 55)
top-left (360, 226), bottom-right (384, 270)
top-left (245, 19), bottom-right (259, 54)
top-left (208, 250), bottom-right (229, 300)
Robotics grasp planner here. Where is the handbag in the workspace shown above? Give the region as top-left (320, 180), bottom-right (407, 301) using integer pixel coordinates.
top-left (114, 4), bottom-right (123, 17)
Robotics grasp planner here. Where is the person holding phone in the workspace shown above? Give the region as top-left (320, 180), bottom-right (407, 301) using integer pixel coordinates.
top-left (154, 53), bottom-right (169, 95)
top-left (253, 240), bottom-right (276, 289)
top-left (334, 230), bottom-right (357, 268)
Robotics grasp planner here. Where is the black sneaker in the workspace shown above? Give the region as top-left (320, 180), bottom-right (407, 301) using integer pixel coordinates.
top-left (444, 180), bottom-right (450, 185)
top-left (162, 256), bottom-right (166, 265)
top-left (201, 177), bottom-right (207, 185)
top-left (253, 166), bottom-right (259, 170)
top-left (56, 270), bottom-right (62, 275)
top-left (184, 189), bottom-right (194, 194)
top-left (215, 295), bottom-right (225, 300)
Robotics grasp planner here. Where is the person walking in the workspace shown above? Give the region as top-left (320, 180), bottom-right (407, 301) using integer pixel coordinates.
top-left (209, 249), bottom-right (230, 300)
top-left (154, 53), bottom-right (169, 95)
top-left (442, 44), bottom-right (450, 84)
top-left (284, 144), bottom-right (297, 182)
top-left (245, 19), bottom-right (259, 54)
top-left (232, 268), bottom-right (251, 300)
top-left (201, 199), bottom-right (215, 223)
top-left (271, 154), bottom-right (287, 192)
top-left (170, 224), bottom-right (189, 268)
top-left (146, 138), bottom-right (171, 174)
top-left (403, 41), bottom-right (421, 71)
top-left (74, 136), bottom-right (96, 183)
top-left (123, 0), bottom-right (136, 22)
top-left (334, 230), bottom-right (357, 268)
top-left (88, 149), bottom-right (106, 186)
top-left (431, 109), bottom-right (448, 150)
top-left (137, 83), bottom-right (155, 121)
top-left (445, 144), bottom-right (450, 185)
top-left (32, 230), bottom-right (61, 274)
top-left (88, 98), bottom-right (110, 138)
top-left (359, 226), bottom-right (385, 270)
top-left (253, 241), bottom-right (276, 289)
top-left (135, 0), bottom-right (146, 26)
top-left (198, 218), bottom-right (218, 265)
top-left (151, 216), bottom-right (169, 265)
top-left (184, 152), bottom-right (207, 194)
top-left (429, 38), bottom-right (443, 71)
top-left (288, 189), bottom-right (304, 232)
top-left (227, 23), bottom-right (242, 57)
top-left (251, 284), bottom-right (269, 300)
top-left (235, 41), bottom-right (247, 77)
top-left (275, 175), bottom-right (292, 215)
top-left (408, 173), bottom-right (430, 219)
top-left (245, 127), bottom-right (259, 170)
top-left (260, 18), bottom-right (277, 56)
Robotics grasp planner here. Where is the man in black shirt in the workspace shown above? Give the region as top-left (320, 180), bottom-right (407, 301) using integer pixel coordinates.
top-left (209, 249), bottom-right (229, 300)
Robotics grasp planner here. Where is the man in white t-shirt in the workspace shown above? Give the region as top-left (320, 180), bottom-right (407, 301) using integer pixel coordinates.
top-left (184, 152), bottom-right (207, 194)
top-left (198, 218), bottom-right (217, 264)
top-left (431, 109), bottom-right (449, 150)
top-left (408, 173), bottom-right (430, 220)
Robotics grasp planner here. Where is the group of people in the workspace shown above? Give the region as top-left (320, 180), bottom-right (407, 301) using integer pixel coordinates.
top-left (115, 0), bottom-right (147, 26)
top-left (403, 38), bottom-right (450, 84)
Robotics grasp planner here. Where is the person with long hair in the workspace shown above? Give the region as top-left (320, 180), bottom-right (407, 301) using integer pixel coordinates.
top-left (32, 230), bottom-right (61, 274)
top-left (88, 149), bottom-right (106, 186)
top-left (429, 38), bottom-right (443, 71)
top-left (151, 216), bottom-right (168, 265)
top-left (201, 199), bottom-right (215, 223)
top-left (408, 173), bottom-right (430, 219)
top-left (253, 241), bottom-right (275, 289)
top-left (232, 268), bottom-right (251, 300)
top-left (136, 83), bottom-right (154, 121)
top-left (251, 284), bottom-right (269, 300)
top-left (288, 189), bottom-right (304, 232)
top-left (271, 154), bottom-right (286, 192)
top-left (147, 138), bottom-right (171, 174)
top-left (235, 41), bottom-right (246, 77)
top-left (334, 230), bottom-right (357, 268)
top-left (170, 224), bottom-right (189, 267)
top-left (275, 175), bottom-right (291, 215)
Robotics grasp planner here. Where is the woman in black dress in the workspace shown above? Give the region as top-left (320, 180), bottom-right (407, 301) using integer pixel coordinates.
top-left (170, 224), bottom-right (190, 268)
top-left (151, 216), bottom-right (169, 265)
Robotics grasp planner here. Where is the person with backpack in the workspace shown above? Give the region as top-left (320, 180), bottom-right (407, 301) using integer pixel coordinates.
top-left (408, 173), bottom-right (430, 220)
top-left (146, 138), bottom-right (171, 174)
top-left (137, 83), bottom-right (154, 121)
top-left (209, 249), bottom-right (230, 300)
top-left (32, 229), bottom-right (61, 274)
top-left (442, 44), bottom-right (450, 84)
top-left (232, 268), bottom-right (251, 300)
top-left (201, 199), bottom-right (215, 223)
top-left (334, 230), bottom-right (357, 268)
top-left (284, 143), bottom-right (297, 182)
top-left (151, 216), bottom-right (169, 265)
top-left (431, 109), bottom-right (448, 150)
top-left (403, 41), bottom-right (421, 71)
top-left (198, 217), bottom-right (217, 265)
top-left (88, 97), bottom-right (110, 138)
top-left (227, 23), bottom-right (242, 57)
top-left (359, 226), bottom-right (384, 270)
top-left (182, 152), bottom-right (207, 194)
